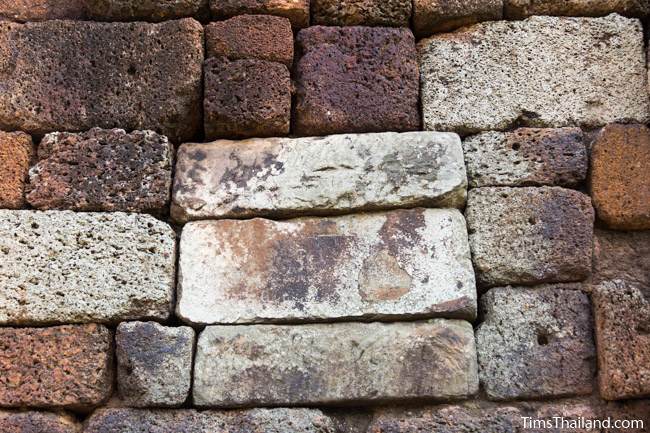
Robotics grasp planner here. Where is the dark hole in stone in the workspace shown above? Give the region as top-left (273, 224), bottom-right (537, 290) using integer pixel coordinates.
top-left (537, 332), bottom-right (550, 346)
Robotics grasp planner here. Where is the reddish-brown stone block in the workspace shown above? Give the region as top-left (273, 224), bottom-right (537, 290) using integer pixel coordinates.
top-left (85, 0), bottom-right (207, 21)
top-left (294, 26), bottom-right (420, 136)
top-left (592, 229), bottom-right (650, 288)
top-left (312, 0), bottom-right (411, 27)
top-left (204, 57), bottom-right (291, 140)
top-left (209, 0), bottom-right (309, 28)
top-left (0, 131), bottom-right (33, 209)
top-left (0, 0), bottom-right (85, 21)
top-left (590, 123), bottom-right (650, 230)
top-left (0, 324), bottom-right (114, 409)
top-left (0, 411), bottom-right (80, 433)
top-left (413, 0), bottom-right (503, 38)
top-left (205, 15), bottom-right (293, 66)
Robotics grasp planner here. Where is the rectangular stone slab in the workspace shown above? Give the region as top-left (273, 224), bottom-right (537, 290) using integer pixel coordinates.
top-left (0, 210), bottom-right (176, 325)
top-left (177, 208), bottom-right (476, 324)
top-left (171, 131), bottom-right (467, 222)
top-left (193, 320), bottom-right (478, 407)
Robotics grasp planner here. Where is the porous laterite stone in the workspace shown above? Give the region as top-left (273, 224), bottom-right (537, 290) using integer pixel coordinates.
top-left (116, 322), bottom-right (195, 407)
top-left (311, 0), bottom-right (412, 27)
top-left (0, 324), bottom-right (113, 409)
top-left (205, 15), bottom-right (293, 66)
top-left (193, 320), bottom-right (478, 407)
top-left (294, 26), bottom-right (419, 136)
top-left (85, 0), bottom-right (207, 21)
top-left (476, 286), bottom-right (596, 400)
top-left (0, 19), bottom-right (203, 143)
top-left (592, 229), bottom-right (650, 288)
top-left (0, 0), bottom-right (85, 21)
top-left (466, 187), bottom-right (594, 288)
top-left (505, 0), bottom-right (649, 19)
top-left (203, 57), bottom-right (291, 140)
top-left (0, 131), bottom-right (34, 209)
top-left (26, 128), bottom-right (172, 214)
top-left (413, 0), bottom-right (503, 37)
top-left (210, 0), bottom-right (309, 28)
top-left (590, 123), bottom-right (650, 230)
top-left (0, 411), bottom-right (80, 433)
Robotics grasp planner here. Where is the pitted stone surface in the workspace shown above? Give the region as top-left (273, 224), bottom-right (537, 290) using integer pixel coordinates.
top-left (602, 400), bottom-right (650, 432)
top-left (0, 19), bottom-right (203, 143)
top-left (294, 26), bottom-right (419, 136)
top-left (413, 0), bottom-right (503, 37)
top-left (466, 187), bottom-right (594, 288)
top-left (85, 0), bottom-right (207, 21)
top-left (590, 123), bottom-right (650, 230)
top-left (206, 15), bottom-right (293, 65)
top-left (204, 57), bottom-right (291, 140)
top-left (463, 128), bottom-right (587, 188)
top-left (419, 15), bottom-right (650, 135)
top-left (84, 408), bottom-right (337, 433)
top-left (476, 286), bottom-right (596, 400)
top-left (193, 320), bottom-right (478, 407)
top-left (312, 0), bottom-right (411, 27)
top-left (593, 280), bottom-right (650, 400)
top-left (26, 128), bottom-right (172, 214)
top-left (0, 324), bottom-right (113, 409)
top-left (505, 0), bottom-right (649, 19)
top-left (0, 131), bottom-right (34, 209)
top-left (171, 132), bottom-right (467, 221)
top-left (117, 322), bottom-right (194, 407)
top-left (592, 229), bottom-right (650, 290)
top-left (177, 209), bottom-right (476, 324)
top-left (0, 0), bottom-right (85, 21)
top-left (0, 211), bottom-right (176, 325)
top-left (210, 0), bottom-right (309, 28)
top-left (0, 411), bottom-right (80, 433)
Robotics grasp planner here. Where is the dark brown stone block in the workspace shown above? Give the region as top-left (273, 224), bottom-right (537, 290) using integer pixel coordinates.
top-left (413, 0), bottom-right (503, 38)
top-left (209, 0), bottom-right (309, 28)
top-left (204, 57), bottom-right (291, 140)
top-left (0, 19), bottom-right (203, 143)
top-left (312, 0), bottom-right (411, 27)
top-left (85, 0), bottom-right (207, 21)
top-left (592, 229), bottom-right (650, 291)
top-left (294, 26), bottom-right (420, 136)
top-left (0, 0), bottom-right (85, 21)
top-left (0, 131), bottom-right (34, 209)
top-left (0, 411), bottom-right (80, 433)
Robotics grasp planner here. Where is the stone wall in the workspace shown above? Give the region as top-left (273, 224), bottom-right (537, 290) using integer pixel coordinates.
top-left (0, 1), bottom-right (649, 432)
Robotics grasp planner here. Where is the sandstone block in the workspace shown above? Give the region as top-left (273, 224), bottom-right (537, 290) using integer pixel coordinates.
top-left (26, 128), bottom-right (172, 214)
top-left (0, 19), bottom-right (203, 143)
top-left (205, 15), bottom-right (293, 66)
top-left (294, 26), bottom-right (419, 136)
top-left (413, 0), bottom-right (503, 37)
top-left (463, 128), bottom-right (587, 188)
top-left (0, 131), bottom-right (33, 209)
top-left (0, 324), bottom-right (113, 409)
top-left (592, 229), bottom-right (650, 288)
top-left (85, 0), bottom-right (207, 21)
top-left (194, 320), bottom-right (478, 407)
top-left (204, 57), bottom-right (291, 140)
top-left (117, 322), bottom-right (195, 407)
top-left (0, 0), bottom-right (85, 21)
top-left (419, 15), bottom-right (650, 135)
top-left (0, 210), bottom-right (176, 325)
top-left (171, 131), bottom-right (467, 221)
top-left (85, 408), bottom-right (337, 433)
top-left (210, 0), bottom-right (309, 28)
top-left (590, 123), bottom-right (650, 230)
top-left (476, 286), bottom-right (596, 400)
top-left (0, 411), bottom-right (80, 433)
top-left (505, 0), bottom-right (649, 19)
top-left (177, 208), bottom-right (476, 324)
top-left (593, 280), bottom-right (650, 400)
top-left (466, 187), bottom-right (594, 288)
top-left (312, 0), bottom-right (411, 27)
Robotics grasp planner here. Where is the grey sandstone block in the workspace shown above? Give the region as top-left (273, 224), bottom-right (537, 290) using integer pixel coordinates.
top-left (0, 210), bottom-right (176, 325)
top-left (172, 131), bottom-right (467, 222)
top-left (193, 320), bottom-right (479, 407)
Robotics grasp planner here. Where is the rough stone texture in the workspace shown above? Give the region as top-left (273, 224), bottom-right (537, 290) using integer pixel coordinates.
top-left (0, 131), bottom-right (34, 209)
top-left (590, 123), bottom-right (650, 230)
top-left (177, 208), bottom-right (475, 324)
top-left (419, 15), bottom-right (650, 135)
top-left (0, 0), bottom-right (85, 21)
top-left (26, 128), bottom-right (172, 214)
top-left (505, 0), bottom-right (650, 19)
top-left (116, 322), bottom-right (195, 407)
top-left (171, 131), bottom-right (467, 221)
top-left (0, 19), bottom-right (203, 143)
top-left (0, 411), bottom-right (80, 433)
top-left (204, 57), bottom-right (291, 140)
top-left (476, 286), bottom-right (596, 400)
top-left (210, 0), bottom-right (309, 28)
top-left (593, 280), bottom-right (650, 400)
top-left (466, 187), bottom-right (594, 288)
top-left (413, 0), bottom-right (503, 38)
top-left (592, 229), bottom-right (650, 290)
top-left (84, 408), bottom-right (337, 433)
top-left (294, 26), bottom-right (419, 136)
top-left (85, 0), bottom-right (207, 21)
top-left (0, 324), bottom-right (113, 409)
top-left (194, 320), bottom-right (478, 407)
top-left (205, 15), bottom-right (293, 66)
top-left (0, 211), bottom-right (176, 325)
top-left (463, 127), bottom-right (588, 188)
top-left (603, 400), bottom-right (650, 433)
top-left (311, 0), bottom-right (411, 27)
